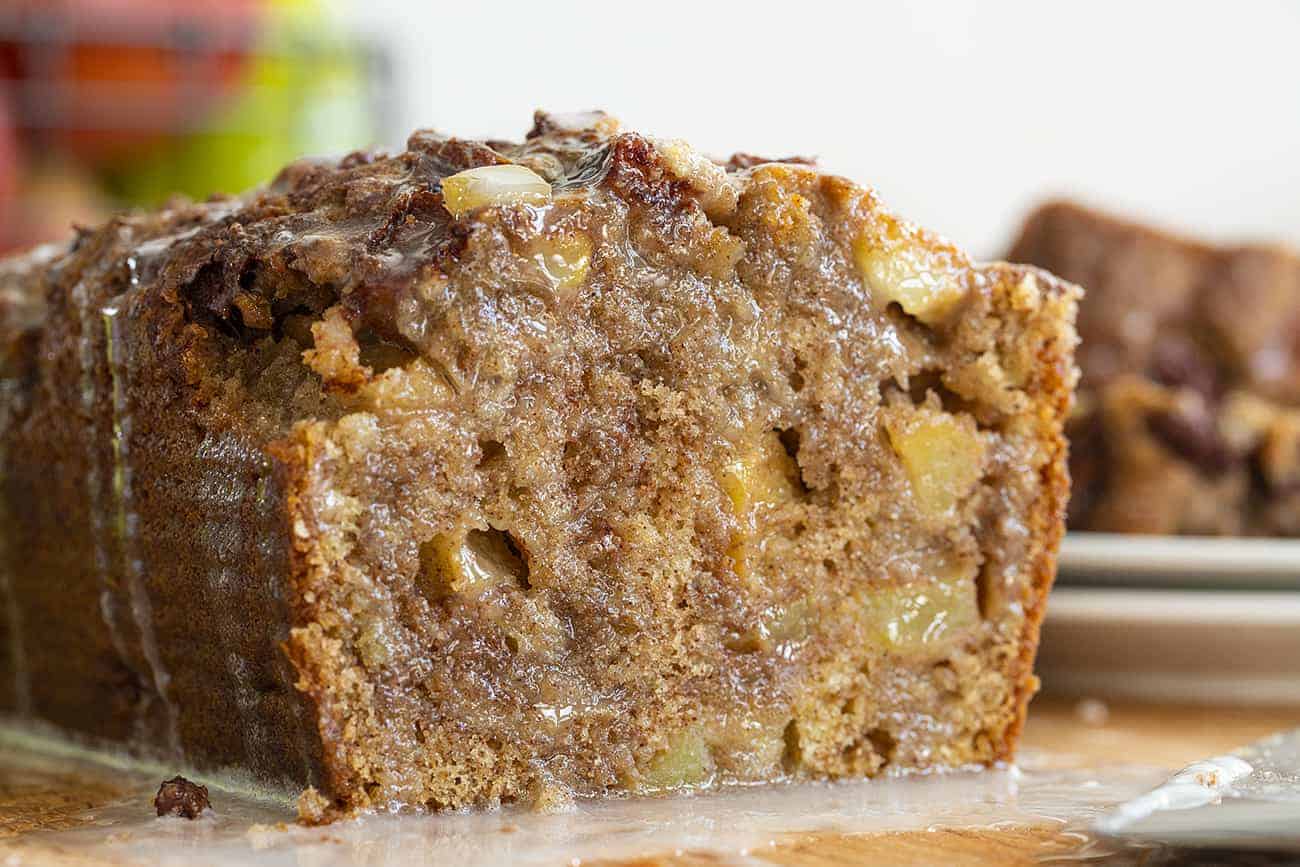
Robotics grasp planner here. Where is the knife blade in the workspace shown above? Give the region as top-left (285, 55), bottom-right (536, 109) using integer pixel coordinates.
top-left (1094, 728), bottom-right (1300, 852)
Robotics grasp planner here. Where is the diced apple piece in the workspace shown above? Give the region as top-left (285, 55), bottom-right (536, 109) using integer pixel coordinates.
top-left (721, 430), bottom-right (800, 516)
top-left (655, 138), bottom-right (738, 219)
top-left (886, 408), bottom-right (986, 518)
top-left (441, 165), bottom-right (551, 217)
top-left (768, 597), bottom-right (811, 645)
top-left (703, 713), bottom-right (787, 777)
top-left (854, 238), bottom-right (966, 325)
top-left (726, 597), bottom-right (812, 654)
top-left (530, 232), bottom-right (592, 294)
top-left (355, 618), bottom-right (394, 670)
top-left (642, 728), bottom-right (714, 791)
top-left (501, 596), bottom-right (569, 658)
top-left (858, 562), bottom-right (979, 652)
top-left (720, 431), bottom-right (801, 579)
top-left (418, 527), bottom-right (527, 597)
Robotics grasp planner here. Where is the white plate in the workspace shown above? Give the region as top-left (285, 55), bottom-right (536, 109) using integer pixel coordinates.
top-left (1038, 588), bottom-right (1300, 705)
top-left (1058, 532), bottom-right (1300, 589)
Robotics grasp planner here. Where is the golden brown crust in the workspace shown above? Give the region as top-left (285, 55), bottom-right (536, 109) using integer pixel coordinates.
top-left (986, 265), bottom-right (1077, 761)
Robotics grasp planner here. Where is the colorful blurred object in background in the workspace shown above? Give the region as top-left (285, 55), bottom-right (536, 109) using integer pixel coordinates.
top-left (0, 0), bottom-right (391, 252)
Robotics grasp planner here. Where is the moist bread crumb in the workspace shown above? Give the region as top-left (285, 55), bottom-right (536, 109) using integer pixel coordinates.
top-left (0, 112), bottom-right (1079, 820)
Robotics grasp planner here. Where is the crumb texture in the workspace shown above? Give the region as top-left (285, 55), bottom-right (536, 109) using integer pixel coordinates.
top-left (0, 112), bottom-right (1078, 817)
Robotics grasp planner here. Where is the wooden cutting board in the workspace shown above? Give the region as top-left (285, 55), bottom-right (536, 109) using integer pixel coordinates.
top-left (2, 698), bottom-right (1296, 866)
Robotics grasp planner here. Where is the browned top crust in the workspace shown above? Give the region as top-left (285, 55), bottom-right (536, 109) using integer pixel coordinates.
top-left (723, 153), bottom-right (817, 171)
top-left (1, 110), bottom-right (1076, 426)
top-left (0, 112), bottom-right (841, 399)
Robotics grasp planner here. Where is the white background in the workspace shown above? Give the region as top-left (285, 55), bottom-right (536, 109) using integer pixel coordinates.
top-left (344, 0), bottom-right (1300, 258)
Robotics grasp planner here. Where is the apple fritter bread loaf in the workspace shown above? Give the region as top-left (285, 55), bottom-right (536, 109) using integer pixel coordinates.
top-left (1009, 201), bottom-right (1300, 535)
top-left (0, 112), bottom-right (1078, 820)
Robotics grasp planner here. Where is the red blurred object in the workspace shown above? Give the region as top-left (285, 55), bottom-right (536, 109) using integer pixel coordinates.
top-left (0, 0), bottom-right (260, 162)
top-left (0, 93), bottom-right (20, 246)
top-left (0, 93), bottom-right (16, 203)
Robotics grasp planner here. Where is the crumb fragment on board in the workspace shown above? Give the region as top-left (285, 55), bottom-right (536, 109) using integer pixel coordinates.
top-left (154, 775), bottom-right (210, 819)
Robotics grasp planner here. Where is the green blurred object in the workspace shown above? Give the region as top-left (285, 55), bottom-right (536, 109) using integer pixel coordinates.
top-left (104, 0), bottom-right (379, 205)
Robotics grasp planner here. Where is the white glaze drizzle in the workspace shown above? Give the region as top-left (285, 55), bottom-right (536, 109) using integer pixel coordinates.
top-left (103, 300), bottom-right (181, 758)
top-left (75, 278), bottom-right (135, 681)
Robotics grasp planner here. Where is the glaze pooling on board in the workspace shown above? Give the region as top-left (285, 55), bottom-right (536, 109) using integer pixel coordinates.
top-left (0, 728), bottom-right (1167, 867)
